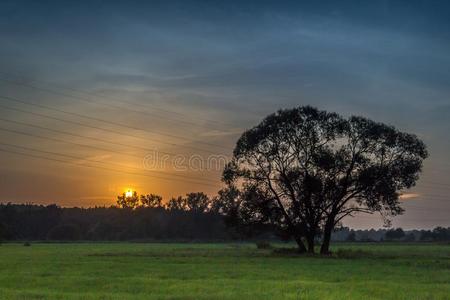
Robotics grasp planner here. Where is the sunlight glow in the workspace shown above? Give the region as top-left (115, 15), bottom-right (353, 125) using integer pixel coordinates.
top-left (399, 193), bottom-right (420, 200)
top-left (125, 189), bottom-right (133, 198)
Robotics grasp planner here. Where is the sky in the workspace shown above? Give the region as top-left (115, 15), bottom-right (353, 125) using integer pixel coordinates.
top-left (0, 0), bottom-right (449, 229)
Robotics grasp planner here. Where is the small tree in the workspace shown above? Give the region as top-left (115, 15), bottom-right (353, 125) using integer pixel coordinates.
top-left (220, 106), bottom-right (427, 254)
top-left (166, 196), bottom-right (186, 211)
top-left (165, 193), bottom-right (211, 212)
top-left (185, 192), bottom-right (210, 212)
top-left (140, 194), bottom-right (163, 208)
top-left (117, 191), bottom-right (139, 209)
top-left (432, 227), bottom-right (450, 241)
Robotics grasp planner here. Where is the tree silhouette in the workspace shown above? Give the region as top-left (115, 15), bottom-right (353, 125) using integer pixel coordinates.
top-left (184, 192), bottom-right (210, 212)
top-left (117, 191), bottom-right (139, 209)
top-left (346, 231), bottom-right (356, 242)
top-left (220, 106), bottom-right (427, 254)
top-left (431, 227), bottom-right (450, 241)
top-left (385, 228), bottom-right (405, 241)
top-left (166, 196), bottom-right (186, 211)
top-left (165, 193), bottom-right (211, 212)
top-left (140, 194), bottom-right (163, 208)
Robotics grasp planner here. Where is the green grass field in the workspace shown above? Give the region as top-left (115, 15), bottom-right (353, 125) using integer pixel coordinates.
top-left (0, 242), bottom-right (449, 299)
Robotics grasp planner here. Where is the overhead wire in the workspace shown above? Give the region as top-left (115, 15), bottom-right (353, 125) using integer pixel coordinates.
top-left (0, 71), bottom-right (240, 129)
top-left (0, 100), bottom-right (231, 156)
top-left (0, 94), bottom-right (232, 154)
top-left (0, 141), bottom-right (219, 185)
top-left (0, 117), bottom-right (216, 161)
top-left (0, 146), bottom-right (220, 188)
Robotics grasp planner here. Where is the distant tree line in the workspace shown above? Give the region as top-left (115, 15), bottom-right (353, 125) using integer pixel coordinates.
top-left (0, 192), bottom-right (240, 242)
top-left (332, 227), bottom-right (450, 242)
top-left (116, 191), bottom-right (213, 213)
top-left (0, 198), bottom-right (448, 243)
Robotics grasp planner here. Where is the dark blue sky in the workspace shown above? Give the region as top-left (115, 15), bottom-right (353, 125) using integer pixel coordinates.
top-left (0, 0), bottom-right (449, 228)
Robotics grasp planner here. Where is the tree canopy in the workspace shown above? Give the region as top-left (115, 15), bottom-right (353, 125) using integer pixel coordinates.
top-left (219, 106), bottom-right (427, 254)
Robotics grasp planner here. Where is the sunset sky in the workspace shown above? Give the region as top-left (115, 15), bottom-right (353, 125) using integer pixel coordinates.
top-left (0, 1), bottom-right (449, 229)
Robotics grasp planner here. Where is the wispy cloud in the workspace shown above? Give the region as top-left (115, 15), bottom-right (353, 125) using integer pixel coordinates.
top-left (199, 128), bottom-right (243, 137)
top-left (72, 154), bottom-right (112, 165)
top-left (400, 193), bottom-right (420, 200)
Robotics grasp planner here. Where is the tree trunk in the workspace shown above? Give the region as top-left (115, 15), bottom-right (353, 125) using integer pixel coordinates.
top-left (320, 218), bottom-right (334, 255)
top-left (320, 230), bottom-right (331, 255)
top-left (306, 230), bottom-right (316, 254)
top-left (306, 236), bottom-right (315, 254)
top-left (294, 236), bottom-right (307, 253)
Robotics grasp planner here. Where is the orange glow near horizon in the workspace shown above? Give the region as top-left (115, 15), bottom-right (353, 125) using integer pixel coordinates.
top-left (125, 189), bottom-right (133, 198)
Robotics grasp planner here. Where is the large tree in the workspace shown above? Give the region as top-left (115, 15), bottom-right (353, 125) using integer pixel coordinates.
top-left (220, 106), bottom-right (427, 254)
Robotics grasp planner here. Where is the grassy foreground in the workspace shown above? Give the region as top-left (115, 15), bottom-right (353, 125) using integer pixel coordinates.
top-left (0, 243), bottom-right (449, 299)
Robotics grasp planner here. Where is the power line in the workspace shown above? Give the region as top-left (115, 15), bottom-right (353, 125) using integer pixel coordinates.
top-left (0, 102), bottom-right (181, 152)
top-left (408, 193), bottom-right (450, 199)
top-left (6, 121), bottom-right (446, 194)
top-left (0, 147), bottom-right (220, 188)
top-left (0, 100), bottom-right (230, 156)
top-left (0, 77), bottom-right (220, 130)
top-left (5, 123), bottom-right (438, 192)
top-left (0, 94), bottom-right (233, 154)
top-left (0, 139), bottom-right (446, 202)
top-left (0, 126), bottom-right (151, 160)
top-left (0, 142), bottom-right (219, 185)
top-left (414, 184), bottom-right (450, 191)
top-left (0, 117), bottom-right (210, 161)
top-left (0, 126), bottom-right (222, 175)
top-left (401, 202), bottom-right (450, 211)
top-left (402, 197), bottom-right (449, 204)
top-left (418, 180), bottom-right (450, 188)
top-left (0, 78), bottom-right (239, 148)
top-left (0, 72), bottom-right (239, 129)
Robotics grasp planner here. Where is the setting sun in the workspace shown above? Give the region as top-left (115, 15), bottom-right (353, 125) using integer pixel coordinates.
top-left (125, 189), bottom-right (133, 198)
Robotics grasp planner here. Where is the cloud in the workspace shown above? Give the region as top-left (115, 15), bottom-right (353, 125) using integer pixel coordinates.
top-left (400, 193), bottom-right (420, 200)
top-left (199, 128), bottom-right (242, 138)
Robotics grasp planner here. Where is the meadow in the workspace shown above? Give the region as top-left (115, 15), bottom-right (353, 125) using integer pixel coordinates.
top-left (0, 242), bottom-right (449, 299)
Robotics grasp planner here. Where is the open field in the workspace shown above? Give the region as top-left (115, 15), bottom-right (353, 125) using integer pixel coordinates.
top-left (0, 243), bottom-right (449, 299)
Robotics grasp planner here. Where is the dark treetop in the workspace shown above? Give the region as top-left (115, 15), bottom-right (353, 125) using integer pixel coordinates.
top-left (219, 106), bottom-right (427, 254)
